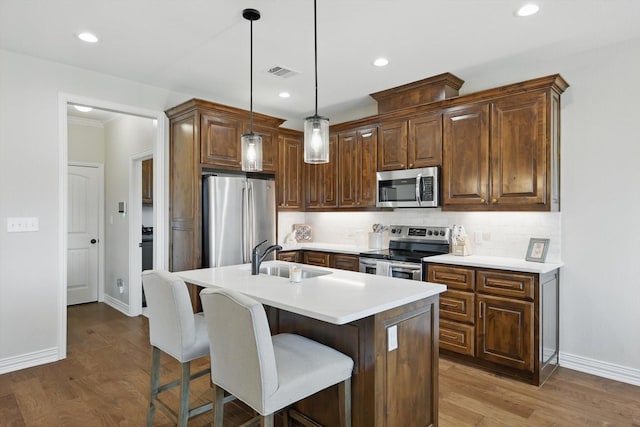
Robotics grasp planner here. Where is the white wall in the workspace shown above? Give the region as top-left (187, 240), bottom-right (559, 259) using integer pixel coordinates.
top-left (68, 119), bottom-right (105, 164)
top-left (0, 49), bottom-right (189, 371)
top-left (103, 115), bottom-right (155, 303)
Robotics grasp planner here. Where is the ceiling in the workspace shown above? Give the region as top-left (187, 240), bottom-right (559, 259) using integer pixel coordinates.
top-left (3, 0), bottom-right (640, 126)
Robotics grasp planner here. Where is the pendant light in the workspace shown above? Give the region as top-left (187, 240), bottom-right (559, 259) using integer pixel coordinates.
top-left (304, 0), bottom-right (329, 164)
top-left (241, 8), bottom-right (263, 172)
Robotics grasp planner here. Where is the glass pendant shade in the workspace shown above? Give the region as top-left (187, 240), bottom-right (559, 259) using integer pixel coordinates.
top-left (241, 132), bottom-right (263, 172)
top-left (304, 115), bottom-right (329, 163)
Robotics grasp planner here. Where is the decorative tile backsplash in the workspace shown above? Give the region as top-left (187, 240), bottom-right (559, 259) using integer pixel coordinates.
top-left (278, 210), bottom-right (562, 262)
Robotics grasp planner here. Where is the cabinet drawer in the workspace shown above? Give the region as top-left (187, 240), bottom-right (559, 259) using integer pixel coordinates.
top-left (440, 290), bottom-right (475, 324)
top-left (303, 251), bottom-right (331, 267)
top-left (277, 251), bottom-right (300, 263)
top-left (439, 320), bottom-right (474, 356)
top-left (477, 270), bottom-right (535, 300)
top-left (427, 264), bottom-right (475, 290)
top-left (333, 254), bottom-right (359, 271)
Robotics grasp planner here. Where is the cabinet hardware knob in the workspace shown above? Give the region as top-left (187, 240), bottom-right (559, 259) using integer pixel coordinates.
top-left (480, 198), bottom-right (486, 203)
top-left (401, 164), bottom-right (405, 168)
top-left (492, 198), bottom-right (497, 203)
top-left (409, 163), bottom-right (413, 168)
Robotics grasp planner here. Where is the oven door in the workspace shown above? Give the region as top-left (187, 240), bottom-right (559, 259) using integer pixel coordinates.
top-left (359, 258), bottom-right (422, 281)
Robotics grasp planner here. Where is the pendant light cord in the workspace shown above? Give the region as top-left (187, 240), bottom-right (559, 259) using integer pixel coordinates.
top-left (249, 17), bottom-right (254, 133)
top-left (314, 0), bottom-right (318, 117)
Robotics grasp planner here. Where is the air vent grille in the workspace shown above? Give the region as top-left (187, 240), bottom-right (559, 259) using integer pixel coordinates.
top-left (266, 65), bottom-right (298, 78)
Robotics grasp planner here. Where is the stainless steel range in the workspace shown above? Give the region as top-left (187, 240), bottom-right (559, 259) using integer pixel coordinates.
top-left (359, 225), bottom-right (450, 280)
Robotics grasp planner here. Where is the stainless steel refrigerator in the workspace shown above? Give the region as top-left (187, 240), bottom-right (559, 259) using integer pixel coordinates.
top-left (202, 174), bottom-right (276, 268)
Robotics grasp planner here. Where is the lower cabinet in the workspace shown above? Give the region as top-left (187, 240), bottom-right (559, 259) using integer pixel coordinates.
top-left (426, 262), bottom-right (559, 385)
top-left (279, 250), bottom-right (360, 272)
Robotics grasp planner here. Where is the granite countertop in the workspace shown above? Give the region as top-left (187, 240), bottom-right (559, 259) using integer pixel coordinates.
top-left (424, 254), bottom-right (563, 274)
top-left (176, 261), bottom-right (446, 325)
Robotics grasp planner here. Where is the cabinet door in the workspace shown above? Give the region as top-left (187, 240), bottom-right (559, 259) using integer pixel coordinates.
top-left (277, 134), bottom-right (303, 210)
top-left (442, 104), bottom-right (490, 209)
top-left (477, 270), bottom-right (535, 300)
top-left (408, 112), bottom-right (442, 168)
top-left (338, 131), bottom-right (359, 207)
top-left (303, 251), bottom-right (331, 267)
top-left (491, 91), bottom-right (547, 208)
top-left (440, 319), bottom-right (475, 356)
top-left (477, 294), bottom-right (534, 372)
top-left (305, 134), bottom-right (338, 209)
top-left (358, 128), bottom-right (378, 207)
top-left (244, 123), bottom-right (278, 173)
top-left (333, 254), bottom-right (359, 271)
top-left (440, 290), bottom-right (475, 324)
top-left (277, 251), bottom-right (300, 263)
top-left (427, 264), bottom-right (475, 291)
top-left (378, 121), bottom-right (408, 171)
top-left (201, 113), bottom-right (242, 169)
top-left (142, 159), bottom-right (153, 205)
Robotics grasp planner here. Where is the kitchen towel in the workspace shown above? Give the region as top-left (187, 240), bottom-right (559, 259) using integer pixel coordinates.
top-left (376, 261), bottom-right (393, 277)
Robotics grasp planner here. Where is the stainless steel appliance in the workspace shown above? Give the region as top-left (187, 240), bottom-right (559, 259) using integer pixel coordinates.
top-left (202, 174), bottom-right (276, 268)
top-left (359, 225), bottom-right (450, 280)
top-left (376, 167), bottom-right (439, 208)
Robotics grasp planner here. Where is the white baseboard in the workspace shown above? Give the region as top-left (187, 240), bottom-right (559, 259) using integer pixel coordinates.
top-left (0, 347), bottom-right (59, 375)
top-left (560, 351), bottom-right (640, 386)
top-left (103, 294), bottom-right (133, 317)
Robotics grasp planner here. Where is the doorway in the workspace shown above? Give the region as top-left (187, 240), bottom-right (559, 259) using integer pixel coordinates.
top-left (58, 93), bottom-right (166, 359)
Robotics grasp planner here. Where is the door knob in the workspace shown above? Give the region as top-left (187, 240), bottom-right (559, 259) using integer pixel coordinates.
top-left (90, 239), bottom-right (97, 244)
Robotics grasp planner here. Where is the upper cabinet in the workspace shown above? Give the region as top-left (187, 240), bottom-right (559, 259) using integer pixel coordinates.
top-left (306, 134), bottom-right (338, 210)
top-left (442, 76), bottom-right (567, 211)
top-left (338, 126), bottom-right (378, 208)
top-left (378, 113), bottom-right (443, 171)
top-left (142, 158), bottom-right (153, 205)
top-left (277, 130), bottom-right (304, 210)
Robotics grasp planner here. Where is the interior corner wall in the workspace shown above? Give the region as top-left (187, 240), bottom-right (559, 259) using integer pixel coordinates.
top-left (103, 115), bottom-right (155, 305)
top-left (0, 48), bottom-right (192, 371)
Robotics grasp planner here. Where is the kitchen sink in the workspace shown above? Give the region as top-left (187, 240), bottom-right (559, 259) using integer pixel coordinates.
top-left (259, 264), bottom-right (331, 279)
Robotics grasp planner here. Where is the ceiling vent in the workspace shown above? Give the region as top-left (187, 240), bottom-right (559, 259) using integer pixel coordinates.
top-left (266, 65), bottom-right (299, 78)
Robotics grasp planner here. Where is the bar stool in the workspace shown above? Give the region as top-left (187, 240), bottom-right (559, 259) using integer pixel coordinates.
top-left (200, 288), bottom-right (354, 427)
top-left (141, 270), bottom-right (212, 426)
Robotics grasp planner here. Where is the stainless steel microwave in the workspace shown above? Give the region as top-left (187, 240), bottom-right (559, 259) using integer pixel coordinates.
top-left (376, 167), bottom-right (439, 208)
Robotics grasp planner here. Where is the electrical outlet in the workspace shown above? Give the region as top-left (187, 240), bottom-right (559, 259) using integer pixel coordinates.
top-left (117, 278), bottom-right (124, 294)
top-left (387, 325), bottom-right (398, 352)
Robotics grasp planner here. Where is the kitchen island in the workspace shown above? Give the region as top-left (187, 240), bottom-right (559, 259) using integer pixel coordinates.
top-left (177, 261), bottom-right (446, 427)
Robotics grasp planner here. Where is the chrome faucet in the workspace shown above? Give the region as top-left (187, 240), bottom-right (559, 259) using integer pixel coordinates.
top-left (251, 240), bottom-right (283, 275)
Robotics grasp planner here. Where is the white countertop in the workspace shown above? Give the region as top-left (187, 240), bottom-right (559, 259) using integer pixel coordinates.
top-left (425, 254), bottom-right (563, 274)
top-left (176, 261), bottom-right (446, 325)
top-left (280, 242), bottom-right (374, 255)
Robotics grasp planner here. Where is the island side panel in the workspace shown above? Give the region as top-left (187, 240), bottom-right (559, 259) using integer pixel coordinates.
top-left (270, 294), bottom-right (439, 427)
top-left (374, 295), bottom-right (439, 427)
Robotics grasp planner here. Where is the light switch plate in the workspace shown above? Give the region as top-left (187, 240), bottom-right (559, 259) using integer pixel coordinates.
top-left (7, 217), bottom-right (39, 232)
top-left (387, 325), bottom-right (398, 351)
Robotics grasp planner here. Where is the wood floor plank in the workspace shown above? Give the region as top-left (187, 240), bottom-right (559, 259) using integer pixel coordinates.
top-left (1, 303), bottom-right (639, 426)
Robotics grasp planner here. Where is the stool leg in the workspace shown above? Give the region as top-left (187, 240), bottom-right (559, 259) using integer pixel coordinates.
top-left (338, 378), bottom-right (352, 427)
top-left (147, 346), bottom-right (161, 427)
top-left (179, 361), bottom-right (191, 427)
top-left (214, 384), bottom-right (225, 427)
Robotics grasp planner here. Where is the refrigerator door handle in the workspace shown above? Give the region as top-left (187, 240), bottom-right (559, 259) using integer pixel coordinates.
top-left (248, 181), bottom-right (255, 258)
top-left (209, 177), bottom-right (216, 266)
top-left (242, 184), bottom-right (248, 263)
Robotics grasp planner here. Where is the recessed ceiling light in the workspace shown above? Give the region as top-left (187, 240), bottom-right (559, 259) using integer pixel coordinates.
top-left (77, 32), bottom-right (99, 43)
top-left (516, 3), bottom-right (540, 17)
top-left (278, 92), bottom-right (291, 98)
top-left (74, 105), bottom-right (93, 113)
top-left (373, 57), bottom-right (389, 67)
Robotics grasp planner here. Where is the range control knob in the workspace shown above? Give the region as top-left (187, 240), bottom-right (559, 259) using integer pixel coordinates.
top-left (427, 230), bottom-right (433, 236)
top-left (440, 230), bottom-right (446, 236)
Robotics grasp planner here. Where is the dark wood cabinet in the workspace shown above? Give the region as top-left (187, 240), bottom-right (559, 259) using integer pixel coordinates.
top-left (338, 127), bottom-right (377, 208)
top-left (166, 99), bottom-right (285, 276)
top-left (426, 262), bottom-right (559, 385)
top-left (245, 122), bottom-right (278, 173)
top-left (277, 250), bottom-right (300, 263)
top-left (332, 254), bottom-right (359, 271)
top-left (305, 134), bottom-right (338, 210)
top-left (303, 251), bottom-right (331, 267)
top-left (442, 104), bottom-right (490, 208)
top-left (142, 158), bottom-right (153, 205)
top-left (277, 131), bottom-right (304, 210)
top-left (442, 78), bottom-right (566, 211)
top-left (378, 113), bottom-right (442, 171)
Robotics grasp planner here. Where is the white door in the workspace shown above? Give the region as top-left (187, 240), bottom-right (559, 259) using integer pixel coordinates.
top-left (67, 165), bottom-right (100, 305)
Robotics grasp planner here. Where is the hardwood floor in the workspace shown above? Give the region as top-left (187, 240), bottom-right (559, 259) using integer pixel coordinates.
top-left (1, 302), bottom-right (639, 426)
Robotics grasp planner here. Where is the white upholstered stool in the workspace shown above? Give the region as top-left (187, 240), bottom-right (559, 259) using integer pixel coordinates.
top-left (142, 270), bottom-right (213, 426)
top-left (200, 288), bottom-right (354, 427)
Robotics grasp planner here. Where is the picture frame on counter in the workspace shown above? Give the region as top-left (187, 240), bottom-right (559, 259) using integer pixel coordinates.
top-left (526, 238), bottom-right (550, 263)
